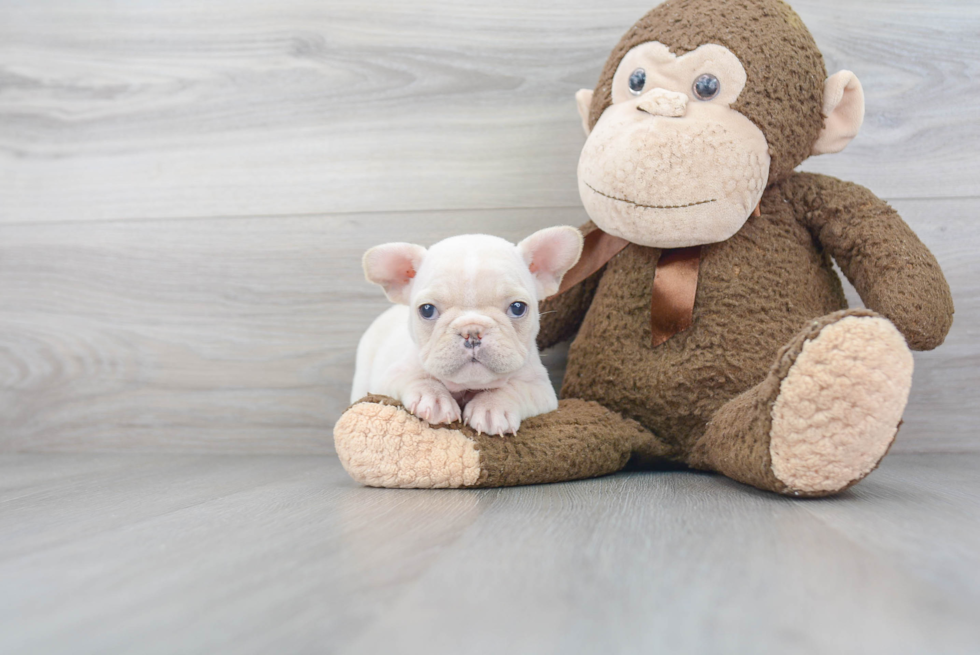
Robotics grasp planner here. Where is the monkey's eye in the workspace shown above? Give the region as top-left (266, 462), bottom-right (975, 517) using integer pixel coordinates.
top-left (693, 74), bottom-right (720, 101)
top-left (507, 302), bottom-right (528, 318)
top-left (418, 304), bottom-right (438, 320)
top-left (628, 69), bottom-right (646, 95)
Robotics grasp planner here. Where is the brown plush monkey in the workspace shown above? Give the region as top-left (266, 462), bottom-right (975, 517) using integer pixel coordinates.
top-left (333, 0), bottom-right (953, 496)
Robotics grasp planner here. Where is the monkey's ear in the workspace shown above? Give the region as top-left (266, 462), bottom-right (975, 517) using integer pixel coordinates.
top-left (518, 226), bottom-right (585, 299)
top-left (812, 71), bottom-right (865, 156)
top-left (362, 243), bottom-right (427, 305)
top-left (575, 89), bottom-right (594, 137)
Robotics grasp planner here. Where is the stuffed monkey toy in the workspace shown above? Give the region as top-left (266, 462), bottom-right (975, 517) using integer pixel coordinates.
top-left (333, 0), bottom-right (953, 497)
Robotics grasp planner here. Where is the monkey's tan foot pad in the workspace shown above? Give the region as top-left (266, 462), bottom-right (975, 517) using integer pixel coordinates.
top-left (770, 315), bottom-right (914, 496)
top-left (334, 401), bottom-right (481, 488)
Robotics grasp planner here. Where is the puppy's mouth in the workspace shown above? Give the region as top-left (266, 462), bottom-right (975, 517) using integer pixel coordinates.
top-left (443, 352), bottom-right (486, 373)
top-left (455, 352), bottom-right (500, 376)
top-left (584, 182), bottom-right (715, 210)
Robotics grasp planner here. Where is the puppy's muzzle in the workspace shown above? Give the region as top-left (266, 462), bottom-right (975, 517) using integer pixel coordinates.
top-left (463, 335), bottom-right (482, 349)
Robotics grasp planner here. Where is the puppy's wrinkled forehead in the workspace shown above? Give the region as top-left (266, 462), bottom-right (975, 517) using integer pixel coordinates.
top-left (413, 235), bottom-right (532, 306)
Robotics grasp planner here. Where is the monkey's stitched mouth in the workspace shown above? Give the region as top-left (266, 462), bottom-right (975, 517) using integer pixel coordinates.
top-left (585, 182), bottom-right (716, 209)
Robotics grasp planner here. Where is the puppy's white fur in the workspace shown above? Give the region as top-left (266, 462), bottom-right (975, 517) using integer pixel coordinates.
top-left (351, 227), bottom-right (583, 436)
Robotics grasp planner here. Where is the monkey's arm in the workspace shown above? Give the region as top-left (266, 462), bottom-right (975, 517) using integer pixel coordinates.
top-left (784, 172), bottom-right (954, 350)
top-left (537, 268), bottom-right (604, 349)
top-left (536, 221), bottom-right (606, 350)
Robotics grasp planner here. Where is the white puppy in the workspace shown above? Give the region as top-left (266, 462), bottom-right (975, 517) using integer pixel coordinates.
top-left (351, 226), bottom-right (584, 436)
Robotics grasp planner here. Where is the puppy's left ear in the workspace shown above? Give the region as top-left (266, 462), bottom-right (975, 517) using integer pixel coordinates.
top-left (363, 242), bottom-right (427, 304)
top-left (518, 226), bottom-right (585, 299)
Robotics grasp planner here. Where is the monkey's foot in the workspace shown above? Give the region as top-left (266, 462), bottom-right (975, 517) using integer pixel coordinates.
top-left (768, 313), bottom-right (913, 495)
top-left (333, 398), bottom-right (481, 488)
top-left (693, 310), bottom-right (914, 497)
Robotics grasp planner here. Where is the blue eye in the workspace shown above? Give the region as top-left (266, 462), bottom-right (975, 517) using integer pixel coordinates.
top-left (418, 304), bottom-right (438, 320)
top-left (507, 302), bottom-right (528, 318)
top-left (693, 74), bottom-right (720, 100)
top-left (628, 68), bottom-right (646, 95)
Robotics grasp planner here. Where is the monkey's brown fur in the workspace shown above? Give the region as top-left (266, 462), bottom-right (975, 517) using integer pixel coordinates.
top-left (336, 0), bottom-right (954, 496)
top-left (540, 172), bottom-right (953, 457)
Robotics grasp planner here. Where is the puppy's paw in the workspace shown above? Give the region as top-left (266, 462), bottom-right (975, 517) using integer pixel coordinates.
top-left (403, 382), bottom-right (461, 425)
top-left (463, 392), bottom-right (522, 436)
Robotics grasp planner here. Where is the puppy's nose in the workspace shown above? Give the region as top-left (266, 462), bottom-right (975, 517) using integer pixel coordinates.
top-left (452, 315), bottom-right (490, 347)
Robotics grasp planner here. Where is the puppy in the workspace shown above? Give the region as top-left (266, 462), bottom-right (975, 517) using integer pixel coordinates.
top-left (351, 226), bottom-right (584, 436)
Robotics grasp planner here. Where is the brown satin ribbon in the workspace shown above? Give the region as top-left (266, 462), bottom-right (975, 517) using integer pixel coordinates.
top-left (649, 246), bottom-right (701, 347)
top-left (556, 228), bottom-right (630, 295)
top-left (552, 227), bottom-right (702, 348)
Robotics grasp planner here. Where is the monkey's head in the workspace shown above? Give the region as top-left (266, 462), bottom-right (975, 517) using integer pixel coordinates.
top-left (576, 0), bottom-right (865, 248)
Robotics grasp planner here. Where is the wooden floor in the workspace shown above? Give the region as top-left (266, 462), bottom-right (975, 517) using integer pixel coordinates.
top-left (1, 453), bottom-right (978, 654)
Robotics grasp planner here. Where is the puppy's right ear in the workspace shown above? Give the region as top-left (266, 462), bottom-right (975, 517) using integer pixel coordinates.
top-left (518, 225), bottom-right (585, 299)
top-left (362, 243), bottom-right (427, 305)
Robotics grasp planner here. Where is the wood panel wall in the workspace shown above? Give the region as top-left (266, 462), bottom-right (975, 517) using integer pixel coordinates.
top-left (1, 0), bottom-right (977, 453)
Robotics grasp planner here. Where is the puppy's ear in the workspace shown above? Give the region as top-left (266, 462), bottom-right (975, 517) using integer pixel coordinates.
top-left (362, 242), bottom-right (427, 305)
top-left (518, 226), bottom-right (585, 299)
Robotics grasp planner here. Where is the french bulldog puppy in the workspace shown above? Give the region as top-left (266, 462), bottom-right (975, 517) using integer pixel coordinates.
top-left (351, 226), bottom-right (584, 436)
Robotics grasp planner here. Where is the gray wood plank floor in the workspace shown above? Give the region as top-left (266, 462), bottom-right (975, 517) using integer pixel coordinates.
top-left (1, 453), bottom-right (978, 655)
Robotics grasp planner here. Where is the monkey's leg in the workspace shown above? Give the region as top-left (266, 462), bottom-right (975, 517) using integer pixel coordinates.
top-left (333, 396), bottom-right (673, 488)
top-left (688, 309), bottom-right (914, 497)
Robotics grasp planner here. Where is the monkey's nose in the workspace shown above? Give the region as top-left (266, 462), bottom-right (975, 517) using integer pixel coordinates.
top-left (637, 88), bottom-right (688, 118)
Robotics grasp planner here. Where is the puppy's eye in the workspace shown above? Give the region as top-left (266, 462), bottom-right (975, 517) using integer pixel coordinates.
top-left (507, 302), bottom-right (528, 318)
top-left (693, 74), bottom-right (720, 101)
top-left (418, 304), bottom-right (438, 320)
top-left (628, 68), bottom-right (646, 96)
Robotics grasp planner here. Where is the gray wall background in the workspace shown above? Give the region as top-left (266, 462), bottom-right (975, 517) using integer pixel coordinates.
top-left (1, 0), bottom-right (976, 454)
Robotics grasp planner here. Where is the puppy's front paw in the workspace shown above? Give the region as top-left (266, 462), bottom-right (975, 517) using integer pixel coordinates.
top-left (404, 383), bottom-right (461, 425)
top-left (463, 392), bottom-right (522, 436)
